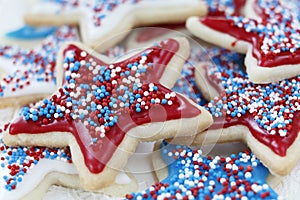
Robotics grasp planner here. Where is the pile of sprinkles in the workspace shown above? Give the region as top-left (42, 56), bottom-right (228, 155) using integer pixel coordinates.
top-left (44, 0), bottom-right (141, 27)
top-left (206, 0), bottom-right (245, 16)
top-left (0, 45), bottom-right (131, 194)
top-left (0, 138), bottom-right (72, 191)
top-left (228, 0), bottom-right (300, 59)
top-left (173, 45), bottom-right (244, 107)
top-left (204, 48), bottom-right (300, 154)
top-left (200, 0), bottom-right (300, 67)
top-left (0, 25), bottom-right (78, 97)
top-left (20, 40), bottom-right (179, 147)
top-left (126, 141), bottom-right (279, 199)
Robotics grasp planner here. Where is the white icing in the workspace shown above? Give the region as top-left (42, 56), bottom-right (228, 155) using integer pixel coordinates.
top-left (1, 79), bottom-right (56, 98)
top-left (0, 159), bottom-right (77, 200)
top-left (0, 58), bottom-right (19, 74)
top-left (31, 2), bottom-right (68, 14)
top-left (0, 25), bottom-right (79, 99)
top-left (0, 58), bottom-right (57, 97)
top-left (29, 0), bottom-right (202, 41)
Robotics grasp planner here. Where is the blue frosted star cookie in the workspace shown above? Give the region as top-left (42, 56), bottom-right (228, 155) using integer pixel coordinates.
top-left (126, 141), bottom-right (279, 199)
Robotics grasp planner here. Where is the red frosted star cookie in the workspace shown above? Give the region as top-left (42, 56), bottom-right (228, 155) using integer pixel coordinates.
top-left (193, 47), bottom-right (300, 176)
top-left (25, 0), bottom-right (207, 52)
top-left (0, 45), bottom-right (144, 199)
top-left (3, 38), bottom-right (212, 190)
top-left (187, 0), bottom-right (300, 83)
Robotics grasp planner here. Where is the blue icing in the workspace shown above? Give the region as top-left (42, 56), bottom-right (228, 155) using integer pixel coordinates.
top-left (126, 141), bottom-right (279, 199)
top-left (6, 25), bottom-right (57, 40)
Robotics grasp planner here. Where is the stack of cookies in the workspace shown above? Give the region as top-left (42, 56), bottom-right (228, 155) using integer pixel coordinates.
top-left (0, 0), bottom-right (298, 199)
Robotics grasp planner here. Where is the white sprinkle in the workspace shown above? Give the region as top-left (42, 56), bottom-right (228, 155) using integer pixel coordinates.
top-left (245, 172), bottom-right (252, 179)
top-left (80, 51), bottom-right (87, 57)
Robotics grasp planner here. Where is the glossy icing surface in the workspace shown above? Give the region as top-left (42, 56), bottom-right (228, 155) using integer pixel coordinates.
top-left (201, 0), bottom-right (300, 68)
top-left (204, 48), bottom-right (300, 156)
top-left (9, 40), bottom-right (201, 173)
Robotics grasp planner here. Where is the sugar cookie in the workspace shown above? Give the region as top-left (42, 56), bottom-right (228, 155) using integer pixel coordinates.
top-left (187, 0), bottom-right (300, 83)
top-left (4, 38), bottom-right (212, 190)
top-left (25, 0), bottom-right (207, 52)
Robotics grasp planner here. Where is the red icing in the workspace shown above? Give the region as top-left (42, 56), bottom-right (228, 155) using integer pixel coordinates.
top-left (232, 0), bottom-right (246, 16)
top-left (9, 39), bottom-right (201, 173)
top-left (200, 17), bottom-right (300, 68)
top-left (10, 85), bottom-right (200, 172)
top-left (203, 64), bottom-right (300, 156)
top-left (210, 112), bottom-right (300, 156)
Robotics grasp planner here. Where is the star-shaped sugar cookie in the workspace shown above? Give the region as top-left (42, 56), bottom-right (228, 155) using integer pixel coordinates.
top-left (0, 25), bottom-right (78, 107)
top-left (0, 107), bottom-right (138, 199)
top-left (126, 141), bottom-right (279, 199)
top-left (25, 0), bottom-right (207, 52)
top-left (124, 0), bottom-right (246, 49)
top-left (193, 47), bottom-right (300, 176)
top-left (3, 38), bottom-right (212, 190)
top-left (187, 0), bottom-right (300, 83)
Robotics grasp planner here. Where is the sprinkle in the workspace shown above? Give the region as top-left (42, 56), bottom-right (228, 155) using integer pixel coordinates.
top-left (204, 48), bottom-right (300, 139)
top-left (126, 141), bottom-right (279, 199)
top-left (206, 0), bottom-right (245, 16)
top-left (21, 41), bottom-right (178, 146)
top-left (0, 138), bottom-right (72, 191)
top-left (0, 26), bottom-right (78, 98)
top-left (215, 0), bottom-right (300, 64)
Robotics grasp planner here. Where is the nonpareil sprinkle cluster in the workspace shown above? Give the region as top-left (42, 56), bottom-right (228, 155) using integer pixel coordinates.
top-left (227, 0), bottom-right (300, 56)
top-left (0, 139), bottom-right (71, 191)
top-left (21, 44), bottom-right (177, 145)
top-left (126, 141), bottom-right (278, 199)
top-left (45, 0), bottom-right (141, 27)
top-left (206, 0), bottom-right (245, 16)
top-left (205, 48), bottom-right (300, 137)
top-left (0, 26), bottom-right (77, 97)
